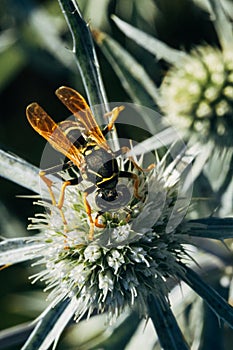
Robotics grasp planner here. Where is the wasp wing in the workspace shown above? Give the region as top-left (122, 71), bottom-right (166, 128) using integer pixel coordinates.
top-left (55, 86), bottom-right (109, 151)
top-left (26, 103), bottom-right (84, 168)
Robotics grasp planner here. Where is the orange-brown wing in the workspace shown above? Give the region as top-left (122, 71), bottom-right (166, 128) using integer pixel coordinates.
top-left (55, 86), bottom-right (109, 151)
top-left (26, 102), bottom-right (84, 168)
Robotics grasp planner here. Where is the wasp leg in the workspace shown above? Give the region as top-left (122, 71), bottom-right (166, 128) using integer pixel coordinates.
top-left (40, 166), bottom-right (81, 234)
top-left (57, 180), bottom-right (71, 210)
top-left (56, 176), bottom-right (82, 223)
top-left (94, 211), bottom-right (105, 228)
top-left (83, 186), bottom-right (106, 239)
top-left (39, 160), bottom-right (74, 205)
top-left (40, 171), bottom-right (68, 238)
top-left (45, 178), bottom-right (71, 231)
top-left (120, 146), bottom-right (155, 172)
top-left (119, 170), bottom-right (142, 200)
top-left (102, 106), bottom-right (125, 135)
top-left (39, 171), bottom-right (57, 205)
top-left (0, 264), bottom-right (11, 271)
top-left (41, 160), bottom-right (73, 177)
top-left (83, 191), bottom-right (95, 240)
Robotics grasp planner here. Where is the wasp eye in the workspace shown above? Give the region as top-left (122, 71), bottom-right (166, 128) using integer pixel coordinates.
top-left (96, 184), bottom-right (131, 211)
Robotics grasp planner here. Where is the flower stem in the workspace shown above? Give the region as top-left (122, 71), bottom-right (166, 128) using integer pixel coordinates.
top-left (57, 0), bottom-right (109, 122)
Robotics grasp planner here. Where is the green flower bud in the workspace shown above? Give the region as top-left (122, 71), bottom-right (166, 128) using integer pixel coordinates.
top-left (159, 46), bottom-right (233, 147)
top-left (28, 150), bottom-right (191, 321)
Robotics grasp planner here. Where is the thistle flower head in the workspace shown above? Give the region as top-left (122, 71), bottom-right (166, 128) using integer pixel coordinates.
top-left (159, 46), bottom-right (233, 147)
top-left (29, 148), bottom-right (191, 322)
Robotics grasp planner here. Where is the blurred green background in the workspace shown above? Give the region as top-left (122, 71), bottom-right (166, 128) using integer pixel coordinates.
top-left (0, 0), bottom-right (230, 348)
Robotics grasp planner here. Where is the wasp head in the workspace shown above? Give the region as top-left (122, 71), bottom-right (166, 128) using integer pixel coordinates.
top-left (95, 184), bottom-right (131, 211)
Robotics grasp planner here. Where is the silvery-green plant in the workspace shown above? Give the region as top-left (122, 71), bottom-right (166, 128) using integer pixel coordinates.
top-left (1, 1), bottom-right (233, 350)
top-left (1, 135), bottom-right (233, 350)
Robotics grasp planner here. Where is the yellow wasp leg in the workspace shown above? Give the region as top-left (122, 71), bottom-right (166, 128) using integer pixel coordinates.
top-left (83, 192), bottom-right (95, 240)
top-left (94, 213), bottom-right (106, 228)
top-left (121, 146), bottom-right (155, 172)
top-left (0, 264), bottom-right (11, 271)
top-left (39, 171), bottom-right (68, 231)
top-left (104, 106), bottom-right (125, 132)
top-left (39, 170), bottom-right (56, 205)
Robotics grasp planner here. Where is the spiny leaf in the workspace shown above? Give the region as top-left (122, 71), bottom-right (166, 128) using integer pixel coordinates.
top-left (112, 15), bottom-right (187, 65)
top-left (0, 237), bottom-right (43, 266)
top-left (21, 297), bottom-right (77, 350)
top-left (187, 217), bottom-right (233, 240)
top-left (0, 150), bottom-right (43, 195)
top-left (208, 0), bottom-right (233, 51)
top-left (148, 294), bottom-right (189, 350)
top-left (179, 264), bottom-right (233, 329)
top-left (57, 0), bottom-right (108, 123)
top-left (93, 29), bottom-right (159, 108)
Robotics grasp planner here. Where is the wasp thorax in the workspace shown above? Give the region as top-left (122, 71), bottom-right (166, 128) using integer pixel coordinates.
top-left (95, 184), bottom-right (131, 211)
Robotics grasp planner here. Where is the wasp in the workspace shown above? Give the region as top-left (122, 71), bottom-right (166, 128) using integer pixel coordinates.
top-left (26, 86), bottom-right (147, 239)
